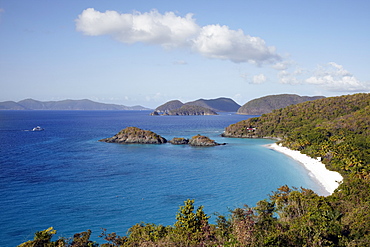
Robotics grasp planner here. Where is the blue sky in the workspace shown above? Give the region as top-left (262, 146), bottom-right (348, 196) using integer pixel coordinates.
top-left (1, 0), bottom-right (369, 108)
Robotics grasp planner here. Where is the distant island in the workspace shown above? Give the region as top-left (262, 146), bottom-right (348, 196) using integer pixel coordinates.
top-left (150, 95), bottom-right (325, 116)
top-left (237, 94), bottom-right (325, 115)
top-left (151, 97), bottom-right (240, 115)
top-left (0, 99), bottom-right (150, 111)
top-left (157, 105), bottom-right (218, 116)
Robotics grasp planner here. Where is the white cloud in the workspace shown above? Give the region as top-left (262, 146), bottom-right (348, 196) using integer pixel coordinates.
top-left (252, 73), bottom-right (267, 84)
top-left (75, 8), bottom-right (200, 48)
top-left (272, 61), bottom-right (290, 70)
top-left (192, 24), bottom-right (280, 64)
top-left (306, 62), bottom-right (370, 92)
top-left (76, 8), bottom-right (281, 65)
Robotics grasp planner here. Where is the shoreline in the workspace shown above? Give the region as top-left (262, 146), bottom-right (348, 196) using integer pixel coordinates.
top-left (266, 143), bottom-right (343, 195)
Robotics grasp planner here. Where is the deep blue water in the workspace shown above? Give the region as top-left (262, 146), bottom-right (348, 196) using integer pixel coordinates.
top-left (0, 111), bottom-right (325, 246)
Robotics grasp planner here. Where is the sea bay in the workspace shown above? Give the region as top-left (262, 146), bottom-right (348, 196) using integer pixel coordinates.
top-left (0, 111), bottom-right (325, 246)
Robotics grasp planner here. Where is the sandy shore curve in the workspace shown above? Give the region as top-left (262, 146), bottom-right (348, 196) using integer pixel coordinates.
top-left (266, 143), bottom-right (343, 195)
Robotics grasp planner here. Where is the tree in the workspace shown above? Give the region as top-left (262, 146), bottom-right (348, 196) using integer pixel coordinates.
top-left (173, 199), bottom-right (211, 245)
top-left (17, 227), bottom-right (66, 247)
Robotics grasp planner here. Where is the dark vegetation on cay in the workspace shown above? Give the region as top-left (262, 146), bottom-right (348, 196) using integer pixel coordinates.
top-left (99, 127), bottom-right (167, 144)
top-left (99, 127), bottom-right (224, 146)
top-left (169, 135), bottom-right (225, 146)
top-left (19, 93), bottom-right (370, 246)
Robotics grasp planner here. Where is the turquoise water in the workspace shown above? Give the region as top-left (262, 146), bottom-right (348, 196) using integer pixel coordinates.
top-left (0, 111), bottom-right (324, 246)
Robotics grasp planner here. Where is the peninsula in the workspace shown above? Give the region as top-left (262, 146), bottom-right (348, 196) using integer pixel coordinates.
top-left (222, 93), bottom-right (369, 193)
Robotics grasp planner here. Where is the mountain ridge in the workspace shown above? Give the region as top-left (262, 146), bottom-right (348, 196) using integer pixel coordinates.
top-left (237, 94), bottom-right (325, 115)
top-left (0, 99), bottom-right (150, 111)
top-left (185, 97), bottom-right (241, 112)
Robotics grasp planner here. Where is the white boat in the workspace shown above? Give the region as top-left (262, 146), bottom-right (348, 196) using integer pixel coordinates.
top-left (32, 126), bottom-right (44, 131)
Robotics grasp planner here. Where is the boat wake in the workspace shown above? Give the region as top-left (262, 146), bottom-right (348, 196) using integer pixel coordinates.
top-left (0, 126), bottom-right (44, 132)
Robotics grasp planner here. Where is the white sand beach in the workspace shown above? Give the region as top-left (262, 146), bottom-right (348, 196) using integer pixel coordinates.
top-left (266, 143), bottom-right (343, 195)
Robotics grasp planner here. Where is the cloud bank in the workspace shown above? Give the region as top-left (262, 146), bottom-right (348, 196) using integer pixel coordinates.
top-left (306, 62), bottom-right (369, 92)
top-left (75, 8), bottom-right (281, 65)
top-left (272, 61), bottom-right (369, 93)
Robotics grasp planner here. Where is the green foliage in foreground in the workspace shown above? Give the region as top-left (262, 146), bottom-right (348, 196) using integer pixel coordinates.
top-left (17, 186), bottom-right (370, 246)
top-left (18, 93), bottom-right (370, 246)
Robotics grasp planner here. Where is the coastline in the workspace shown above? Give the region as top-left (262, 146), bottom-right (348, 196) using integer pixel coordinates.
top-left (266, 143), bottom-right (343, 195)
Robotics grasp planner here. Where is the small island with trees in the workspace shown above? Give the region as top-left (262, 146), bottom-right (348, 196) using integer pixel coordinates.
top-left (99, 127), bottom-right (225, 146)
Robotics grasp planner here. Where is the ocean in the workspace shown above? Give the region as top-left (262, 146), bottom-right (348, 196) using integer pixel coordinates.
top-left (0, 110), bottom-right (325, 246)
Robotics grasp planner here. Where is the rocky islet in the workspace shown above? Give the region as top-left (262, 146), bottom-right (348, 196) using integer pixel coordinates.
top-left (100, 127), bottom-right (225, 146)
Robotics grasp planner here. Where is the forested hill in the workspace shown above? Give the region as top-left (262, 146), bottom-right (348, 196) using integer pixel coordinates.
top-left (237, 94), bottom-right (325, 115)
top-left (185, 97), bottom-right (241, 112)
top-left (223, 93), bottom-right (370, 175)
top-left (220, 93), bottom-right (370, 244)
top-left (167, 105), bottom-right (218, 115)
top-left (155, 100), bottom-right (184, 112)
top-left (153, 97), bottom-right (240, 114)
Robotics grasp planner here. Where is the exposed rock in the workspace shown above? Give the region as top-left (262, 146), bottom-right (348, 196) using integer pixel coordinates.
top-left (188, 134), bottom-right (225, 146)
top-left (99, 127), bottom-right (167, 144)
top-left (149, 111), bottom-right (159, 116)
top-left (99, 127), bottom-right (226, 147)
top-left (169, 137), bottom-right (189, 145)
